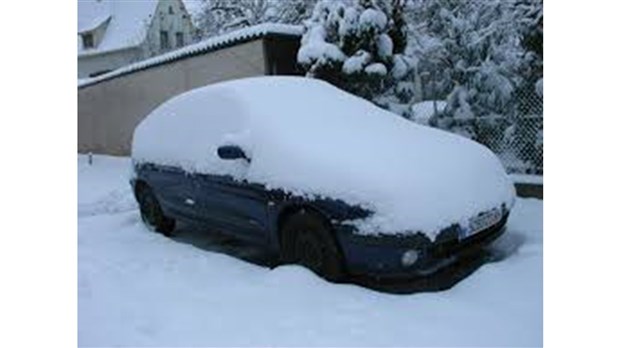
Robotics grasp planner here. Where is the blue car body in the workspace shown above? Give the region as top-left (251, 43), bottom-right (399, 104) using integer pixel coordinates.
top-left (131, 162), bottom-right (508, 279)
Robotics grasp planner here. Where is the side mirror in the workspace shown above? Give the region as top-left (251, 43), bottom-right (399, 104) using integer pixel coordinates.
top-left (217, 145), bottom-right (250, 162)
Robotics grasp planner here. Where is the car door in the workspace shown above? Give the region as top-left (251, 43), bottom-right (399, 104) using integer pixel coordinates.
top-left (143, 164), bottom-right (203, 222)
top-left (194, 173), bottom-right (271, 244)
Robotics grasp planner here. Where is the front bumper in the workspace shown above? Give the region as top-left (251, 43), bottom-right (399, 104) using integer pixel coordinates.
top-left (335, 212), bottom-right (509, 279)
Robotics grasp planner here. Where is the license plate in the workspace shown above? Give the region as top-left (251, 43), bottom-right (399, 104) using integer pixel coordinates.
top-left (468, 208), bottom-right (502, 236)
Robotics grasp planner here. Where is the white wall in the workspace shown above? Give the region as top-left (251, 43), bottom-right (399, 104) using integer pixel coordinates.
top-left (78, 48), bottom-right (142, 78)
top-left (78, 39), bottom-right (267, 155)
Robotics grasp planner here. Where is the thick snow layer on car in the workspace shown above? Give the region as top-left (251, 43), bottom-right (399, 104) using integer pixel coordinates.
top-left (78, 154), bottom-right (542, 347)
top-left (132, 77), bottom-right (515, 238)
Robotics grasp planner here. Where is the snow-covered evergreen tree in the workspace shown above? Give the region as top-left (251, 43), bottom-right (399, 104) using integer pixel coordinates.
top-left (272, 0), bottom-right (319, 25)
top-left (406, 0), bottom-right (541, 144)
top-left (297, 0), bottom-right (418, 113)
top-left (195, 0), bottom-right (272, 36)
top-left (513, 0), bottom-right (543, 90)
top-left (195, 0), bottom-right (320, 38)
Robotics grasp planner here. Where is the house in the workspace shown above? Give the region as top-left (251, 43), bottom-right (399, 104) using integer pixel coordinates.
top-left (78, 0), bottom-right (198, 78)
top-left (78, 23), bottom-right (304, 155)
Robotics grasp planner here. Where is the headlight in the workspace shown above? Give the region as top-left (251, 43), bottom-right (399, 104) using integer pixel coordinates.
top-left (401, 249), bottom-right (419, 267)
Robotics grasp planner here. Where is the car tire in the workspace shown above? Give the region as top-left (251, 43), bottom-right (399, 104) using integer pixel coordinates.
top-left (136, 184), bottom-right (175, 237)
top-left (280, 210), bottom-right (345, 281)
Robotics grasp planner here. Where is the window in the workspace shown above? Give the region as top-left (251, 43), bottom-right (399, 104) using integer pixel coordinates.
top-left (160, 30), bottom-right (170, 50)
top-left (175, 32), bottom-right (184, 48)
top-left (168, 6), bottom-right (174, 14)
top-left (82, 33), bottom-right (94, 48)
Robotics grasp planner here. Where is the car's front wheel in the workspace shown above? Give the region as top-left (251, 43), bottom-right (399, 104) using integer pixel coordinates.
top-left (136, 184), bottom-right (175, 236)
top-left (280, 210), bottom-right (345, 281)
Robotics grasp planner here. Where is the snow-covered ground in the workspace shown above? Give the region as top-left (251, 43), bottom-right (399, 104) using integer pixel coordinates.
top-left (78, 154), bottom-right (542, 347)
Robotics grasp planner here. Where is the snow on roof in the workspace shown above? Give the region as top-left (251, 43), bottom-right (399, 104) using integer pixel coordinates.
top-left (78, 13), bottom-right (111, 34)
top-left (78, 23), bottom-right (303, 89)
top-left (78, 0), bottom-right (160, 56)
top-left (78, 0), bottom-right (111, 33)
top-left (132, 76), bottom-right (515, 238)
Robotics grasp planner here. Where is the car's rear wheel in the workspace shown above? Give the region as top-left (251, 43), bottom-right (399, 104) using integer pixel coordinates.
top-left (280, 210), bottom-right (345, 281)
top-left (136, 184), bottom-right (175, 236)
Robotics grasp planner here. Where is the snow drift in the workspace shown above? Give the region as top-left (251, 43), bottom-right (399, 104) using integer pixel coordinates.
top-left (132, 76), bottom-right (515, 239)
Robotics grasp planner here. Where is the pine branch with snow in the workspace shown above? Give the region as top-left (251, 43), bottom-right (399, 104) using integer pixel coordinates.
top-left (194, 0), bottom-right (320, 38)
top-left (298, 0), bottom-right (418, 114)
top-left (406, 0), bottom-right (542, 141)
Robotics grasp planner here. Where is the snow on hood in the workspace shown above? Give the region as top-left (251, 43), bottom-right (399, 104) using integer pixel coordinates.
top-left (132, 77), bottom-right (515, 239)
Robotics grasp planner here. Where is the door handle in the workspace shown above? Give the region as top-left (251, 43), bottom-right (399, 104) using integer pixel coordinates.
top-left (185, 198), bottom-right (195, 206)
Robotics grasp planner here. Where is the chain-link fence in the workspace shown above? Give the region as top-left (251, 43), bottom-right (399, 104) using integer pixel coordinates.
top-left (472, 86), bottom-right (543, 175)
top-left (411, 87), bottom-right (543, 175)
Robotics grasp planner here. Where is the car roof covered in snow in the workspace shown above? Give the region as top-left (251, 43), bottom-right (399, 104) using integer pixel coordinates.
top-left (132, 76), bottom-right (514, 238)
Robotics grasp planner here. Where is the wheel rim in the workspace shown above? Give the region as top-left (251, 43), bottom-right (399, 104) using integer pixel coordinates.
top-left (139, 190), bottom-right (159, 228)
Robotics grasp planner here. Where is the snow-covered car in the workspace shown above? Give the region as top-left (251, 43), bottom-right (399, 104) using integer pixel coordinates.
top-left (130, 76), bottom-right (515, 281)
